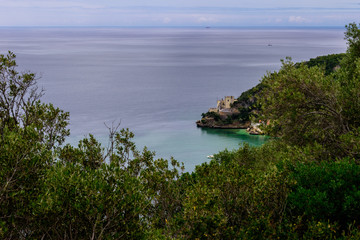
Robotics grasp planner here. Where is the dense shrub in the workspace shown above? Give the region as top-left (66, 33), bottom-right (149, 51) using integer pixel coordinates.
top-left (287, 160), bottom-right (360, 229)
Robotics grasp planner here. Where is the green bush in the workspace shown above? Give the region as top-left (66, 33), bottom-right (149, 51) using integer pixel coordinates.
top-left (287, 160), bottom-right (360, 231)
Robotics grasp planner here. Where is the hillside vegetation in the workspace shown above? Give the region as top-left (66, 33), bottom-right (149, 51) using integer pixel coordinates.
top-left (199, 52), bottom-right (346, 129)
top-left (1, 23), bottom-right (360, 239)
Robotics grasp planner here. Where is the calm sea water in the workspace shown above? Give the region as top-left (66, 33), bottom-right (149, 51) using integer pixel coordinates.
top-left (0, 27), bottom-right (346, 171)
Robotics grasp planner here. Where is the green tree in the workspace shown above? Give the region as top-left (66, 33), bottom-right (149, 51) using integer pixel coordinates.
top-left (0, 126), bottom-right (53, 238)
top-left (285, 160), bottom-right (360, 238)
top-left (260, 59), bottom-right (346, 156)
top-left (259, 24), bottom-right (360, 160)
top-left (0, 51), bottom-right (69, 148)
top-left (0, 51), bottom-right (69, 238)
top-left (342, 22), bottom-right (360, 78)
top-left (34, 161), bottom-right (148, 239)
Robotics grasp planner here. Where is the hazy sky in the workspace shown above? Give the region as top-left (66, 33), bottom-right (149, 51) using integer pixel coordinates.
top-left (0, 0), bottom-right (359, 27)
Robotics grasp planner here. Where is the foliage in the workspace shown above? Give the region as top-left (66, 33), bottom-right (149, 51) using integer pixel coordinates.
top-left (34, 162), bottom-right (148, 239)
top-left (201, 52), bottom-right (345, 127)
top-left (0, 52), bottom-right (69, 238)
top-left (0, 51), bottom-right (69, 149)
top-left (2, 23), bottom-right (360, 239)
top-left (342, 22), bottom-right (360, 78)
top-left (297, 53), bottom-right (346, 76)
top-left (261, 60), bottom-right (340, 144)
top-left (0, 126), bottom-right (53, 238)
top-left (201, 111), bottom-right (221, 121)
top-left (287, 160), bottom-right (360, 229)
top-left (260, 56), bottom-right (360, 159)
top-left (237, 82), bottom-right (265, 104)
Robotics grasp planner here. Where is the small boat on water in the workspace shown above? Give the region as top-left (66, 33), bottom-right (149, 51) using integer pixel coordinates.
top-left (207, 155), bottom-right (214, 159)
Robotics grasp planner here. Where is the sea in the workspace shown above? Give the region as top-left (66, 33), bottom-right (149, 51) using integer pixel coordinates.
top-left (0, 27), bottom-right (347, 171)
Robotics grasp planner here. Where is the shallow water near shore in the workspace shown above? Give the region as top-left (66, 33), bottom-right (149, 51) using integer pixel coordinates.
top-left (0, 27), bottom-right (346, 171)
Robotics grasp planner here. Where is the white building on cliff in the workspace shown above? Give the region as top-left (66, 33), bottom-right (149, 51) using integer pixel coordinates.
top-left (209, 96), bottom-right (236, 113)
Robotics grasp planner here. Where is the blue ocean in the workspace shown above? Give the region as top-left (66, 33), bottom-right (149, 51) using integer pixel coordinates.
top-left (0, 27), bottom-right (346, 171)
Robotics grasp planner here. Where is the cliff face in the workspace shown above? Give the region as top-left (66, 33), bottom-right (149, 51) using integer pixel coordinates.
top-left (196, 118), bottom-right (250, 129)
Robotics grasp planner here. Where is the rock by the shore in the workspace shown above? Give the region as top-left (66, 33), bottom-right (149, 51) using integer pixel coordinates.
top-left (246, 124), bottom-right (264, 135)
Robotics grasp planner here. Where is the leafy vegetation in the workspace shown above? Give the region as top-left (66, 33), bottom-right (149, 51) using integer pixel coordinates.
top-left (1, 23), bottom-right (360, 239)
top-left (199, 52), bottom-right (345, 128)
top-left (201, 111), bottom-right (221, 121)
top-left (296, 53), bottom-right (345, 75)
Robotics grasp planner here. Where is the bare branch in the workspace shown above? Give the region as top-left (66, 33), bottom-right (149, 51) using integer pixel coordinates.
top-left (104, 119), bottom-right (121, 163)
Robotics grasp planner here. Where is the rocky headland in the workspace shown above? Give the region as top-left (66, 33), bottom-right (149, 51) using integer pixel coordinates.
top-left (196, 83), bottom-right (265, 134)
top-left (196, 53), bottom-right (346, 136)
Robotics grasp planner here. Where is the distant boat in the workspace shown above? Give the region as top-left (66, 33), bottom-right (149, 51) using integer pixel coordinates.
top-left (207, 155), bottom-right (214, 159)
top-left (268, 44), bottom-right (273, 46)
top-left (205, 26), bottom-right (211, 29)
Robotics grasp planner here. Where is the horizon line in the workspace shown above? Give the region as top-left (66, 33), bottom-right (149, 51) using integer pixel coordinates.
top-left (0, 25), bottom-right (346, 29)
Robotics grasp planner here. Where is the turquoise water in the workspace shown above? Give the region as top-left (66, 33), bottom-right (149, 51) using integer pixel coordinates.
top-left (134, 125), bottom-right (270, 171)
top-left (0, 27), bottom-right (346, 171)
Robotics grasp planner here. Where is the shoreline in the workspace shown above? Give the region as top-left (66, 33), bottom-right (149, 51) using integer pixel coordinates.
top-left (195, 120), bottom-right (250, 129)
top-left (196, 120), bottom-right (264, 135)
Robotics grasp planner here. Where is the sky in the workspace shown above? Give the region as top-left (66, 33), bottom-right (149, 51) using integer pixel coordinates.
top-left (0, 0), bottom-right (359, 27)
